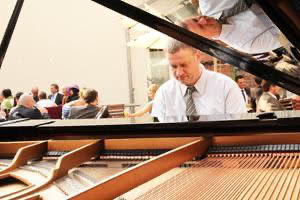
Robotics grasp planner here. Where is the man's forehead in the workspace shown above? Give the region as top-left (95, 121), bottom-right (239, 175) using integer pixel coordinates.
top-left (168, 48), bottom-right (195, 59)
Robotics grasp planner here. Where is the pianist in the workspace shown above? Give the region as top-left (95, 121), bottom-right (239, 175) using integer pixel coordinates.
top-left (151, 39), bottom-right (247, 122)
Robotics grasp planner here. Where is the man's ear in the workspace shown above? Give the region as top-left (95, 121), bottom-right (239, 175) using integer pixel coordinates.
top-left (195, 50), bottom-right (203, 62)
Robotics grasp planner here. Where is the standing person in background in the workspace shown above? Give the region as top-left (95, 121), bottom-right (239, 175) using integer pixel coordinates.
top-left (48, 84), bottom-right (64, 105)
top-left (235, 75), bottom-right (254, 112)
top-left (126, 84), bottom-right (159, 118)
top-left (31, 87), bottom-right (39, 102)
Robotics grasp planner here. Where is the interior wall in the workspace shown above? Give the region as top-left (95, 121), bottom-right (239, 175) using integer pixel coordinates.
top-left (0, 0), bottom-right (130, 105)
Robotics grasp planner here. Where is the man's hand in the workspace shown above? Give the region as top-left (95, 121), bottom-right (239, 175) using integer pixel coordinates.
top-left (184, 16), bottom-right (222, 39)
top-left (292, 96), bottom-right (300, 110)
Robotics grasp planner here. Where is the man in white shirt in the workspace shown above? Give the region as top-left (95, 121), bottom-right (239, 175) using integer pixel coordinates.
top-left (151, 39), bottom-right (247, 122)
top-left (235, 75), bottom-right (250, 103)
top-left (37, 91), bottom-right (57, 108)
top-left (184, 0), bottom-right (282, 54)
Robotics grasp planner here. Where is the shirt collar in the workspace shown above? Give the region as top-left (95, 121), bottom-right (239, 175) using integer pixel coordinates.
top-left (268, 92), bottom-right (277, 99)
top-left (179, 64), bottom-right (207, 96)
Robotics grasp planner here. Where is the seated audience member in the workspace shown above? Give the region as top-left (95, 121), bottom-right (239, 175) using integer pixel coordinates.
top-left (31, 87), bottom-right (39, 102)
top-left (68, 89), bottom-right (101, 119)
top-left (9, 94), bottom-right (49, 120)
top-left (62, 88), bottom-right (87, 119)
top-left (9, 92), bottom-right (24, 115)
top-left (62, 87), bottom-right (71, 106)
top-left (48, 84), bottom-right (64, 105)
top-left (66, 84), bottom-right (80, 103)
top-left (257, 81), bottom-right (285, 112)
top-left (152, 39), bottom-right (247, 122)
top-left (126, 84), bottom-right (159, 118)
top-left (1, 89), bottom-right (14, 112)
top-left (37, 91), bottom-right (57, 108)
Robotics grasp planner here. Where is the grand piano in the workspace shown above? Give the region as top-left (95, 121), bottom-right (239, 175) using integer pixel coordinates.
top-left (0, 0), bottom-right (300, 199)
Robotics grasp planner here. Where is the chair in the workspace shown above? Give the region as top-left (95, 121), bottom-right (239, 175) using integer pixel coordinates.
top-left (45, 106), bottom-right (62, 119)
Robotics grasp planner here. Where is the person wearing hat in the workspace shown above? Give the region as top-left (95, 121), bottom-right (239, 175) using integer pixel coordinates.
top-left (66, 84), bottom-right (80, 103)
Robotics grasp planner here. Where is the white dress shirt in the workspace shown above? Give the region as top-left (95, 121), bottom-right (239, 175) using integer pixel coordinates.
top-left (36, 99), bottom-right (57, 108)
top-left (152, 66), bottom-right (247, 122)
top-left (50, 92), bottom-right (58, 102)
top-left (241, 89), bottom-right (248, 103)
top-left (199, 0), bottom-right (281, 54)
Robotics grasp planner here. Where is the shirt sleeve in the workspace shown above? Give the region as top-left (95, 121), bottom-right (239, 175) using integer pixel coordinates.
top-left (214, 9), bottom-right (281, 54)
top-left (151, 88), bottom-right (166, 122)
top-left (225, 81), bottom-right (248, 114)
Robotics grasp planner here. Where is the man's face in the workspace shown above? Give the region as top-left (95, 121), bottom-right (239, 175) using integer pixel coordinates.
top-left (237, 78), bottom-right (247, 89)
top-left (168, 48), bottom-right (202, 86)
top-left (50, 86), bottom-right (57, 94)
top-left (31, 88), bottom-right (38, 96)
top-left (271, 85), bottom-right (281, 95)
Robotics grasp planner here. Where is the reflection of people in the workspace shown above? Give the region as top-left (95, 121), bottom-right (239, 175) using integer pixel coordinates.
top-left (126, 84), bottom-right (159, 118)
top-left (257, 81), bottom-right (285, 112)
top-left (152, 38), bottom-right (247, 122)
top-left (184, 1), bottom-right (282, 54)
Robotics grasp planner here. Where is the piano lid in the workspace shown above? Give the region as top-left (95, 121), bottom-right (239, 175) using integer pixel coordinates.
top-left (0, 111), bottom-right (300, 140)
top-left (0, 0), bottom-right (299, 94)
top-left (90, 0), bottom-right (300, 95)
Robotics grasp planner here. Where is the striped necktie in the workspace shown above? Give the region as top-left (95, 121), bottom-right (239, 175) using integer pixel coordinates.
top-left (219, 0), bottom-right (254, 23)
top-left (185, 86), bottom-right (198, 119)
